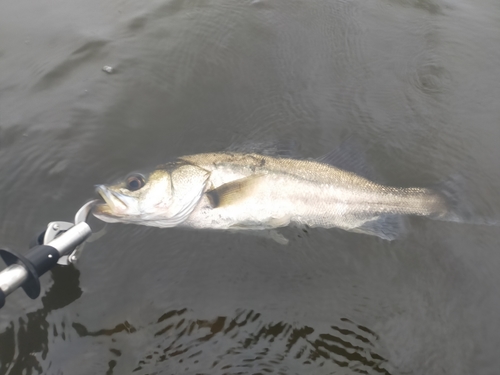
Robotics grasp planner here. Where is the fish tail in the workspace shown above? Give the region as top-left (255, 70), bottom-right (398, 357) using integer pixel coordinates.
top-left (436, 175), bottom-right (497, 226)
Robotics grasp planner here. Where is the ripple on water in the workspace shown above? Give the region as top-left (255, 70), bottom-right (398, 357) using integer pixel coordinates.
top-left (63, 308), bottom-right (391, 374)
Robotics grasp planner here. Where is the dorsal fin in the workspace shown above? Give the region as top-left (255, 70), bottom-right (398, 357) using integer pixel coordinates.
top-left (316, 138), bottom-right (377, 180)
top-left (227, 139), bottom-right (300, 158)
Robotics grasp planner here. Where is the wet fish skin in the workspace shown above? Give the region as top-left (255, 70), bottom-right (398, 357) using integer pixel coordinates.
top-left (93, 152), bottom-right (449, 240)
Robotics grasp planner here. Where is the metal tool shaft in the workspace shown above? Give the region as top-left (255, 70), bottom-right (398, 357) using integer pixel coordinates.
top-left (49, 222), bottom-right (92, 256)
top-left (0, 264), bottom-right (28, 297)
top-left (0, 222), bottom-right (92, 301)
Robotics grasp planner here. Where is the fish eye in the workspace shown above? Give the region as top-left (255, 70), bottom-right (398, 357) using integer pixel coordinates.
top-left (125, 174), bottom-right (145, 191)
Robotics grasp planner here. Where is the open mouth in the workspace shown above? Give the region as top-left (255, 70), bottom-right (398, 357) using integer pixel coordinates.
top-left (94, 185), bottom-right (128, 215)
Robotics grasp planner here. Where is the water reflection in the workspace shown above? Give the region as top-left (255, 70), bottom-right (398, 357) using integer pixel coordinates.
top-left (69, 308), bottom-right (390, 375)
top-left (0, 266), bottom-right (81, 375)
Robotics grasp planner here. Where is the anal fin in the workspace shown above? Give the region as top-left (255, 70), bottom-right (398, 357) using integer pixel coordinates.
top-left (351, 214), bottom-right (406, 241)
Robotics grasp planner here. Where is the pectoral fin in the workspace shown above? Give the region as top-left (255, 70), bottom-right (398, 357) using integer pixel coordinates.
top-left (206, 175), bottom-right (264, 208)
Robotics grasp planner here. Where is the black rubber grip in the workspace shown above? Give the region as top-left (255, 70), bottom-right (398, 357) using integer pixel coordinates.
top-left (0, 245), bottom-right (60, 300)
top-left (25, 245), bottom-right (60, 276)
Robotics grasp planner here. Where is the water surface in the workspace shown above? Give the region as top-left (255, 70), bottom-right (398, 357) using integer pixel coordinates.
top-left (1, 0), bottom-right (500, 374)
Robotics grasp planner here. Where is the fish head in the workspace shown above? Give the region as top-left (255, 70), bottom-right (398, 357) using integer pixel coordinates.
top-left (93, 163), bottom-right (210, 226)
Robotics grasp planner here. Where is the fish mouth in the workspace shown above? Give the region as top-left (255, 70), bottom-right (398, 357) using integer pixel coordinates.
top-left (93, 185), bottom-right (129, 218)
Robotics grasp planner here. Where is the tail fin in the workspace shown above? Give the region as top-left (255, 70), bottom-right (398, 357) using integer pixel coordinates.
top-left (437, 175), bottom-right (497, 226)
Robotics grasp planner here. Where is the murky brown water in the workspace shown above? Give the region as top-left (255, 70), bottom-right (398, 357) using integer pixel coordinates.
top-left (1, 0), bottom-right (500, 374)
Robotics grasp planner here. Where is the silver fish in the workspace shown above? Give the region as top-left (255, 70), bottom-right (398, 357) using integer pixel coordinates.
top-left (93, 152), bottom-right (461, 241)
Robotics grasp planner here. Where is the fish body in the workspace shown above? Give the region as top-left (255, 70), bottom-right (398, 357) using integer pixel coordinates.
top-left (93, 152), bottom-right (451, 240)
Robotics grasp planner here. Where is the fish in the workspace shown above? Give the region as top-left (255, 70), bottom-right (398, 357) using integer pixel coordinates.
top-left (92, 151), bottom-right (467, 241)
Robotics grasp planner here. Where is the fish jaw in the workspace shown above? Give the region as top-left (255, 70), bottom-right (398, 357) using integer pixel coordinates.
top-left (93, 185), bottom-right (141, 222)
